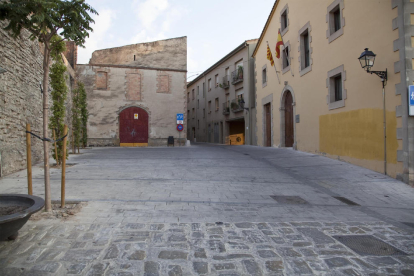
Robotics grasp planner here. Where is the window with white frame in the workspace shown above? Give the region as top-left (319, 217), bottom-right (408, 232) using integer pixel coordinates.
top-left (262, 65), bottom-right (267, 88)
top-left (326, 0), bottom-right (344, 43)
top-left (280, 4), bottom-right (289, 36)
top-left (208, 79), bottom-right (212, 91)
top-left (299, 22), bottom-right (312, 76)
top-left (282, 42), bottom-right (291, 74)
top-left (215, 98), bottom-right (219, 111)
top-left (327, 65), bottom-right (346, 110)
top-left (215, 74), bottom-right (219, 87)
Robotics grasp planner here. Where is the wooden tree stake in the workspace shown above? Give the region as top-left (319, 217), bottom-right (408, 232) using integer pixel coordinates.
top-left (61, 125), bottom-right (68, 208)
top-left (26, 123), bottom-right (32, 195)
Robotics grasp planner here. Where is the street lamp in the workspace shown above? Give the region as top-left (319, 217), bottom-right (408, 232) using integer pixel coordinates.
top-left (358, 48), bottom-right (388, 175)
top-left (239, 98), bottom-right (249, 111)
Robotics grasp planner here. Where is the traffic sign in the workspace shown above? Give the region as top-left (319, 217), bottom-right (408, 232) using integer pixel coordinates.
top-left (177, 124), bottom-right (184, 131)
top-left (410, 85), bottom-right (414, 116)
top-left (176, 113), bottom-right (184, 121)
top-left (177, 120), bottom-right (184, 124)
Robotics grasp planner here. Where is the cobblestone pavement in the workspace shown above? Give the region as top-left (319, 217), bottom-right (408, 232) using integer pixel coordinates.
top-left (1, 144), bottom-right (414, 275)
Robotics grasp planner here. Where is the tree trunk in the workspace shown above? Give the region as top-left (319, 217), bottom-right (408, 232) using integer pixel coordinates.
top-left (42, 43), bottom-right (51, 212)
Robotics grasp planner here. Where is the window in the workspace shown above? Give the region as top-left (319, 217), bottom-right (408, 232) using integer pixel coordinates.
top-left (304, 32), bottom-right (310, 68)
top-left (197, 86), bottom-right (199, 96)
top-left (327, 65), bottom-right (346, 110)
top-left (280, 4), bottom-right (289, 36)
top-left (215, 74), bottom-right (219, 87)
top-left (262, 65), bottom-right (267, 88)
top-left (283, 46), bottom-right (290, 69)
top-left (208, 79), bottom-right (212, 91)
top-left (203, 83), bottom-right (205, 98)
top-left (208, 101), bottom-right (211, 113)
top-left (192, 108), bottom-right (195, 119)
top-left (327, 0), bottom-right (344, 43)
top-left (192, 89), bottom-right (195, 100)
top-left (197, 99), bottom-right (199, 109)
top-left (334, 75), bottom-right (342, 101)
top-left (96, 71), bottom-right (107, 90)
top-left (187, 92), bottom-right (190, 103)
top-left (215, 98), bottom-right (219, 111)
top-left (187, 110), bottom-right (190, 120)
top-left (236, 89), bottom-right (244, 101)
top-left (203, 108), bottom-right (205, 118)
top-left (299, 22), bottom-right (312, 76)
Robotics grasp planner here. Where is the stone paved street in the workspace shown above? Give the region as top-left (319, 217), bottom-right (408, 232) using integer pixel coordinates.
top-left (0, 144), bottom-right (414, 275)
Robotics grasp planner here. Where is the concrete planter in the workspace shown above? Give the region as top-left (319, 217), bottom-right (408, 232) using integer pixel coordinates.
top-left (0, 194), bottom-right (44, 241)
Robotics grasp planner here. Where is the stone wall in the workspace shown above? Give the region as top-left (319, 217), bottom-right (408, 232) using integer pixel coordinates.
top-left (88, 37), bottom-right (187, 71)
top-left (0, 21), bottom-right (76, 177)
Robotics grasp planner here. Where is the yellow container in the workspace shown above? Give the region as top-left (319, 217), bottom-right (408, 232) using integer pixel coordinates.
top-left (227, 133), bottom-right (244, 145)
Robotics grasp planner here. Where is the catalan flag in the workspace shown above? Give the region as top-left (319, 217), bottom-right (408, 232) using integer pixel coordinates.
top-left (275, 29), bottom-right (284, 59)
top-left (267, 45), bottom-right (274, 66)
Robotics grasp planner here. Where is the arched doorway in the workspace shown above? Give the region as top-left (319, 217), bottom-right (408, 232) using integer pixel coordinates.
top-left (284, 91), bottom-right (294, 147)
top-left (119, 106), bottom-right (148, 146)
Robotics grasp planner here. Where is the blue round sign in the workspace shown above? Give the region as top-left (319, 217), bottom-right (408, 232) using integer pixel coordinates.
top-left (177, 124), bottom-right (184, 131)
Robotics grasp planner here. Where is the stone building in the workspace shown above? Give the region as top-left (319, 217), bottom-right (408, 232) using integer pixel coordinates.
top-left (186, 40), bottom-right (257, 145)
top-left (253, 0), bottom-right (414, 184)
top-left (0, 21), bottom-right (76, 177)
top-left (76, 37), bottom-right (187, 147)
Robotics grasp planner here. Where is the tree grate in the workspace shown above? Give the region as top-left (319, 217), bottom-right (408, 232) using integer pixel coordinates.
top-left (333, 235), bottom-right (407, 256)
top-left (270, 196), bottom-right (309, 205)
top-left (333, 196), bottom-right (360, 206)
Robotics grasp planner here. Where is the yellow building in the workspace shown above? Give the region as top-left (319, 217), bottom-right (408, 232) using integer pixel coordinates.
top-left (253, 0), bottom-right (414, 185)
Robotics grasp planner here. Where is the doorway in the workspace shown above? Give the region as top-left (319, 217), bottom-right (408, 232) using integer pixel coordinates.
top-left (119, 106), bottom-right (149, 146)
top-left (264, 103), bottom-right (271, 147)
top-left (284, 91), bottom-right (294, 147)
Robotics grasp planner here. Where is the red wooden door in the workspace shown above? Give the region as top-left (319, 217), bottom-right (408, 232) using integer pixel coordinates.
top-left (119, 107), bottom-right (148, 144)
top-left (265, 103), bottom-right (271, 147)
top-left (284, 92), bottom-right (294, 147)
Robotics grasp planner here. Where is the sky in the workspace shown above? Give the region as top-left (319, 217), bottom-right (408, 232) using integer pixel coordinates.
top-left (77, 0), bottom-right (275, 81)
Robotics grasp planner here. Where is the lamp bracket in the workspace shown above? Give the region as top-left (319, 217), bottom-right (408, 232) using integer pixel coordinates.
top-left (367, 68), bottom-right (387, 82)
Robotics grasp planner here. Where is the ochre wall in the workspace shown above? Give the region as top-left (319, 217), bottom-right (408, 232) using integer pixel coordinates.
top-left (254, 0), bottom-right (403, 178)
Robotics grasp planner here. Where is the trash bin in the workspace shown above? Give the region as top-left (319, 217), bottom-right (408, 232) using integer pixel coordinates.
top-left (168, 136), bottom-right (174, 147)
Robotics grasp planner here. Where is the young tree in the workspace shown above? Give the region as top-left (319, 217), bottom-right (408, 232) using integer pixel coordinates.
top-left (78, 82), bottom-right (88, 148)
top-left (49, 35), bottom-right (68, 165)
top-left (72, 84), bottom-right (81, 151)
top-left (0, 0), bottom-right (97, 211)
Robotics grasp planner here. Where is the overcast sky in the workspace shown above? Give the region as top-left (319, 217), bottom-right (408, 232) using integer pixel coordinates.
top-left (77, 0), bottom-right (275, 81)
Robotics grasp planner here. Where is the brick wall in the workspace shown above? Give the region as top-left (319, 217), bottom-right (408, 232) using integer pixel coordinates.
top-left (0, 21), bottom-right (75, 177)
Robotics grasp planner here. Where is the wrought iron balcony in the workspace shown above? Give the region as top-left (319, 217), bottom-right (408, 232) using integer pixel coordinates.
top-left (221, 76), bottom-right (230, 89)
top-left (222, 102), bottom-right (230, 115)
top-left (231, 67), bottom-right (243, 84)
top-left (230, 99), bottom-right (243, 113)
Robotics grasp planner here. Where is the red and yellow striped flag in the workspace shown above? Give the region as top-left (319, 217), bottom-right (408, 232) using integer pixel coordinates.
top-left (267, 45), bottom-right (274, 66)
top-left (275, 29), bottom-right (284, 59)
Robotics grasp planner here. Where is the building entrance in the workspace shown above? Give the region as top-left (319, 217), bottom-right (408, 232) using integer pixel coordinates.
top-left (284, 92), bottom-right (294, 147)
top-left (119, 107), bottom-right (148, 146)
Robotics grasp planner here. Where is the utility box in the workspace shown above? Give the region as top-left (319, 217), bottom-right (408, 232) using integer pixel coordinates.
top-left (167, 136), bottom-right (174, 147)
top-left (226, 133), bottom-right (244, 146)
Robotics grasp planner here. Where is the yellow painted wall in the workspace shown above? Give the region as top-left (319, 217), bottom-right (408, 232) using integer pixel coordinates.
top-left (319, 109), bottom-right (398, 163)
top-left (254, 0), bottom-right (403, 178)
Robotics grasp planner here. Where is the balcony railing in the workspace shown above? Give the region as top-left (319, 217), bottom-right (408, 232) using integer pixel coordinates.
top-left (222, 102), bottom-right (230, 115)
top-left (230, 99), bottom-right (243, 113)
top-left (221, 76), bottom-right (230, 89)
top-left (231, 67), bottom-right (243, 84)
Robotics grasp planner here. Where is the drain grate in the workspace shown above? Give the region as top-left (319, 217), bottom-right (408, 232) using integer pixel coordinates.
top-left (270, 196), bottom-right (309, 205)
top-left (333, 196), bottom-right (360, 206)
top-left (333, 235), bottom-right (407, 256)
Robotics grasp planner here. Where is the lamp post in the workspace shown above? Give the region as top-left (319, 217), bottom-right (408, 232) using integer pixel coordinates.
top-left (358, 48), bottom-right (388, 175)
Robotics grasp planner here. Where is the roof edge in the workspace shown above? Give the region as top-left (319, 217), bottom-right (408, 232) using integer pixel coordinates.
top-left (252, 0), bottom-right (279, 58)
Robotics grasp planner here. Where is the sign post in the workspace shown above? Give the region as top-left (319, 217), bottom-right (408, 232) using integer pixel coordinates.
top-left (409, 85), bottom-right (414, 116)
top-left (176, 114), bottom-right (184, 146)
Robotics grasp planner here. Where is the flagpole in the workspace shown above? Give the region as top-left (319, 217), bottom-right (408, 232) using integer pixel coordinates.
top-left (266, 41), bottom-right (281, 84)
top-left (279, 29), bottom-right (294, 77)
